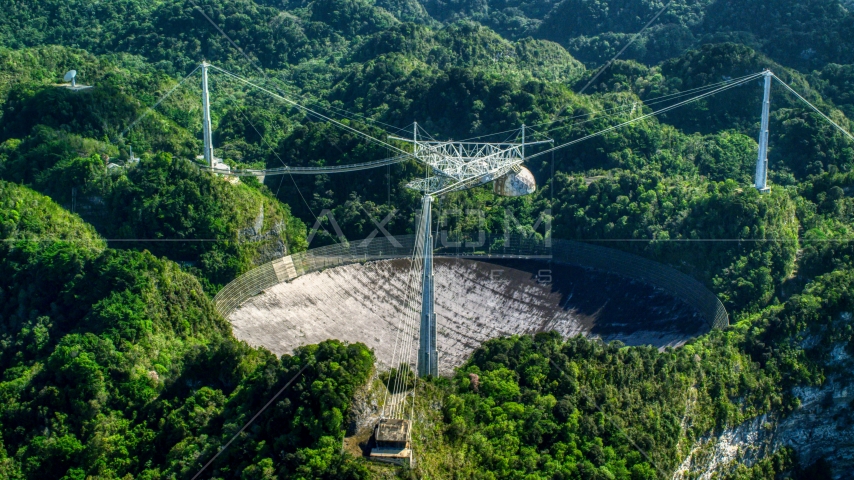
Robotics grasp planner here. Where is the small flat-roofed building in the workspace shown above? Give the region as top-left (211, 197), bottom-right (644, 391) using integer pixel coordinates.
top-left (369, 419), bottom-right (412, 465)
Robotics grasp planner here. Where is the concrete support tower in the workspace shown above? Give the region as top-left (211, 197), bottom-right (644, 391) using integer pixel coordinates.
top-left (755, 71), bottom-right (772, 193)
top-left (201, 62), bottom-right (215, 167)
top-left (417, 194), bottom-right (437, 377)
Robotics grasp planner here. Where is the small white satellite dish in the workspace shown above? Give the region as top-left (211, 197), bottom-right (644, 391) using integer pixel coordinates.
top-left (63, 70), bottom-right (77, 87)
top-left (59, 70), bottom-right (92, 91)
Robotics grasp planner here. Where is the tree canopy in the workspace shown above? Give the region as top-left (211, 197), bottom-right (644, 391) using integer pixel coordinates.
top-left (1, 0), bottom-right (853, 477)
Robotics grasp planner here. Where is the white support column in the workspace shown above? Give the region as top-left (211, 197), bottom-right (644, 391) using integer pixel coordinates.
top-left (755, 71), bottom-right (772, 193)
top-left (201, 62), bottom-right (215, 167)
top-left (418, 194), bottom-right (437, 377)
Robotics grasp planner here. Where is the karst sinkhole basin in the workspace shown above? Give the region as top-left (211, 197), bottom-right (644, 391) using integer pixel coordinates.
top-left (228, 258), bottom-right (709, 375)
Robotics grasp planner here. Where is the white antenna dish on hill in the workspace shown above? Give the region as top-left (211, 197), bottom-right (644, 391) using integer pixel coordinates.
top-left (60, 69), bottom-right (92, 91)
top-left (64, 70), bottom-right (77, 87)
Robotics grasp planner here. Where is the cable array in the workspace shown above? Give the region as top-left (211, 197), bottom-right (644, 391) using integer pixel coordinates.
top-left (118, 63), bottom-right (847, 467)
top-left (772, 74), bottom-right (854, 142)
top-left (121, 64), bottom-right (771, 183)
top-left (428, 72), bottom-right (765, 195)
top-left (526, 73), bottom-right (762, 141)
top-left (457, 72), bottom-right (761, 143)
top-left (209, 65), bottom-right (413, 158)
top-left (525, 72), bottom-right (765, 162)
top-left (381, 203), bottom-right (429, 421)
top-left (207, 75), bottom-right (341, 242)
top-left (119, 64), bottom-right (201, 139)
top-left (204, 154), bottom-right (412, 176)
top-left (188, 0), bottom-right (415, 138)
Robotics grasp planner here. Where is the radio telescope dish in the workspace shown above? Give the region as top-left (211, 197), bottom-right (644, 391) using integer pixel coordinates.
top-left (60, 70), bottom-right (91, 91)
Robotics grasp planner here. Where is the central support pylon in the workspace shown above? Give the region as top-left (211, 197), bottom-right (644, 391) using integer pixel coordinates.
top-left (399, 121), bottom-right (550, 378)
top-left (417, 194), bottom-right (437, 377)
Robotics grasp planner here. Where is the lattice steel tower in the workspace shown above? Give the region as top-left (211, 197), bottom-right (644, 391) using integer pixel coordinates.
top-left (396, 124), bottom-right (550, 377)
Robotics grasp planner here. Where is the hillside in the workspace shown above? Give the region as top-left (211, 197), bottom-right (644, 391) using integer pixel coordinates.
top-left (0, 0), bottom-right (853, 478)
top-left (418, 0), bottom-right (854, 70)
top-left (0, 182), bottom-right (373, 478)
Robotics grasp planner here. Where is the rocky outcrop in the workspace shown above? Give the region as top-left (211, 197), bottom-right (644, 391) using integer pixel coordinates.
top-left (774, 345), bottom-right (854, 474)
top-left (674, 342), bottom-right (854, 479)
top-left (239, 204), bottom-right (289, 263)
top-left (673, 414), bottom-right (775, 479)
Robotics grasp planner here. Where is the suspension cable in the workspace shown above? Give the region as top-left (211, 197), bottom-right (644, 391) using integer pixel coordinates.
top-left (189, 0), bottom-right (414, 140)
top-left (208, 65), bottom-right (414, 158)
top-left (391, 231), bottom-right (423, 417)
top-left (190, 361), bottom-right (310, 480)
top-left (207, 155), bottom-right (413, 176)
top-left (454, 72), bottom-right (762, 143)
top-left (772, 74), bottom-right (854, 142)
top-left (209, 74), bottom-right (339, 242)
top-left (382, 202), bottom-right (428, 419)
top-left (525, 72), bottom-right (765, 162)
top-left (120, 65), bottom-right (201, 139)
top-left (527, 72), bottom-right (763, 137)
top-left (429, 72), bottom-right (764, 196)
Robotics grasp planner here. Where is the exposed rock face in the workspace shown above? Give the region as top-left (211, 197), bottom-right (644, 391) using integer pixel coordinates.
top-left (674, 414), bottom-right (775, 480)
top-left (228, 258), bottom-right (708, 375)
top-left (674, 342), bottom-right (854, 479)
top-left (239, 204), bottom-right (289, 263)
top-left (777, 378), bottom-right (854, 473)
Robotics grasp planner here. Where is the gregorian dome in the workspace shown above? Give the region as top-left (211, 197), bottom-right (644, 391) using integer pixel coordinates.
top-left (493, 166), bottom-right (536, 196)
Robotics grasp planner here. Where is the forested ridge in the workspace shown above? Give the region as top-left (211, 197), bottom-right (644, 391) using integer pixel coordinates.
top-left (0, 182), bottom-right (373, 479)
top-left (0, 0), bottom-right (853, 478)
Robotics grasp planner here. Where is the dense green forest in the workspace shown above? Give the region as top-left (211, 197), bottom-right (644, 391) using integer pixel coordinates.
top-left (1, 0), bottom-right (854, 477)
top-left (0, 182), bottom-right (372, 478)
